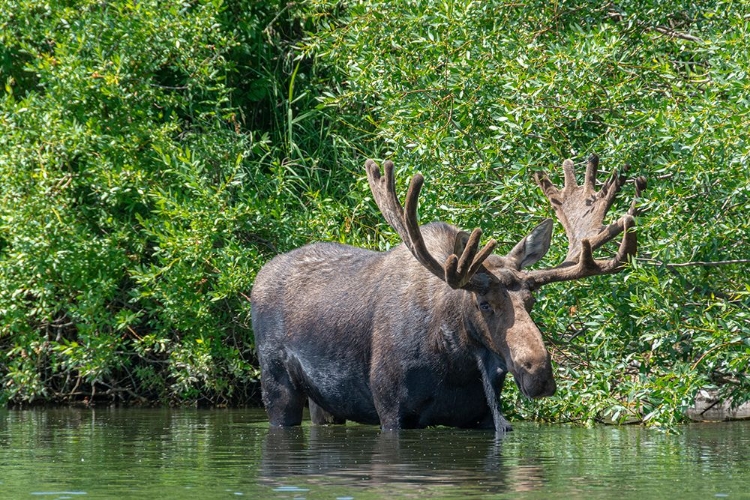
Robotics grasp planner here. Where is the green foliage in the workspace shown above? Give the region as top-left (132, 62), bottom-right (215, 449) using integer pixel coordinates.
top-left (303, 0), bottom-right (749, 427)
top-left (0, 0), bottom-right (360, 406)
top-left (0, 0), bottom-right (748, 426)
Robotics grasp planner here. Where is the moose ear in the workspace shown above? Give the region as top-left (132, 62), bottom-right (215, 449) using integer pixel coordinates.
top-left (506, 219), bottom-right (553, 270)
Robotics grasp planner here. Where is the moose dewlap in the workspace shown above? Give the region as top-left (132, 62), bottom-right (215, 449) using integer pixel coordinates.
top-left (251, 157), bottom-right (646, 431)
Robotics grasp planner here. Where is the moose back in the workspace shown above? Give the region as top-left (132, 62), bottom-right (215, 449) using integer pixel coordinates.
top-left (251, 157), bottom-right (645, 431)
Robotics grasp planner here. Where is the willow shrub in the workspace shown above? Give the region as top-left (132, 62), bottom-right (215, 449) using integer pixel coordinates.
top-left (306, 0), bottom-right (750, 427)
top-left (0, 0), bottom-right (361, 405)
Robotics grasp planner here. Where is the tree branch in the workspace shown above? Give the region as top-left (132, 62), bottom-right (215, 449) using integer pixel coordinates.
top-left (606, 6), bottom-right (705, 44)
top-left (651, 25), bottom-right (704, 43)
top-left (638, 258), bottom-right (750, 268)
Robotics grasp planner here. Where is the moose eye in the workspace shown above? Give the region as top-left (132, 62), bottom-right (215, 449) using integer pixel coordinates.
top-left (524, 295), bottom-right (536, 312)
top-left (479, 302), bottom-right (493, 313)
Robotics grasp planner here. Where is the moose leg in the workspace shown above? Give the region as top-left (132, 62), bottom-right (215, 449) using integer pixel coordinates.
top-left (372, 399), bottom-right (402, 431)
top-left (309, 398), bottom-right (345, 425)
top-left (476, 351), bottom-right (513, 433)
top-left (371, 381), bottom-right (408, 430)
top-left (372, 388), bottom-right (426, 430)
top-left (260, 362), bottom-right (306, 427)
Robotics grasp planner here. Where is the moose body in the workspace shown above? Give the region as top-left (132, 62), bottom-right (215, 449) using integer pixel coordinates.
top-left (252, 157), bottom-right (645, 431)
top-left (253, 222), bottom-right (540, 430)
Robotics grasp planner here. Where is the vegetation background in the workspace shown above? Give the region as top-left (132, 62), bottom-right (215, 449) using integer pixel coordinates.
top-left (0, 0), bottom-right (747, 427)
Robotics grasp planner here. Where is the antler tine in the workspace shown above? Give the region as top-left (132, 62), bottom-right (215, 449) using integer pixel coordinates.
top-left (631, 176), bottom-right (647, 214)
top-left (584, 153), bottom-right (598, 192)
top-left (365, 159), bottom-right (497, 292)
top-left (444, 228), bottom-right (497, 289)
top-left (402, 172), bottom-right (448, 278)
top-left (533, 170), bottom-right (560, 200)
top-left (366, 159), bottom-right (446, 281)
top-left (365, 159), bottom-right (408, 241)
top-left (402, 170), bottom-right (497, 290)
top-left (562, 158), bottom-right (577, 194)
top-left (468, 237), bottom-right (497, 277)
top-left (589, 175), bottom-right (647, 252)
top-left (456, 228), bottom-right (482, 276)
top-left (599, 163), bottom-right (628, 216)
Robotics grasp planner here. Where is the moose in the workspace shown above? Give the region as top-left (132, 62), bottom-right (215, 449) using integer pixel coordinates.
top-left (251, 156), bottom-right (645, 431)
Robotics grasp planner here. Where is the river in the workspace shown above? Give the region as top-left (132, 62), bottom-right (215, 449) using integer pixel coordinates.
top-left (1, 408), bottom-right (749, 499)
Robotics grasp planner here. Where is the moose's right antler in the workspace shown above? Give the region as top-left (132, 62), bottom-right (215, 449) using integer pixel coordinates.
top-left (365, 159), bottom-right (497, 292)
top-left (525, 155), bottom-right (647, 287)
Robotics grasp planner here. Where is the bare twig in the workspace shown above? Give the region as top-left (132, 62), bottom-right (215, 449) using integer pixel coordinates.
top-left (638, 258), bottom-right (750, 268)
top-left (692, 340), bottom-right (744, 370)
top-left (652, 25), bottom-right (704, 43)
top-left (447, 117), bottom-right (508, 184)
top-left (607, 6), bottom-right (704, 44)
top-left (263, 3), bottom-right (291, 44)
top-left (449, 117), bottom-right (488, 166)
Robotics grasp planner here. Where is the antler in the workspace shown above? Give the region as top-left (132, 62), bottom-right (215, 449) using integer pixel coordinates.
top-left (525, 154), bottom-right (646, 287)
top-left (365, 159), bottom-right (497, 292)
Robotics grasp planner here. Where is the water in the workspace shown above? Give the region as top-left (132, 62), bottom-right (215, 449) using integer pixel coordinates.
top-left (1, 408), bottom-right (749, 499)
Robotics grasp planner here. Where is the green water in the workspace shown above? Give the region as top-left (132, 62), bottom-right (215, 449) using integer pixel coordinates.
top-left (1, 408), bottom-right (749, 499)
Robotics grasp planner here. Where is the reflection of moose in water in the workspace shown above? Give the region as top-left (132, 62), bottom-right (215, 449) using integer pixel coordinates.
top-left (252, 157), bottom-right (646, 431)
top-left (259, 426), bottom-right (545, 494)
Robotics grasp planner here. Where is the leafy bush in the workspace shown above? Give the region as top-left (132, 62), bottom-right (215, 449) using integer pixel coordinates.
top-left (1, 0), bottom-right (747, 426)
top-left (0, 0), bottom-right (359, 406)
top-left (304, 0), bottom-right (749, 427)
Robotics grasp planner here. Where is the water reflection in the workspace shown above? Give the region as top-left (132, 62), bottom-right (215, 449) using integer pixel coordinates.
top-left (260, 425), bottom-right (545, 495)
top-left (1, 409), bottom-right (750, 499)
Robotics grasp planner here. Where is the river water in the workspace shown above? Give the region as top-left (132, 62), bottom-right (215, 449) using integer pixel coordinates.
top-left (1, 408), bottom-right (749, 499)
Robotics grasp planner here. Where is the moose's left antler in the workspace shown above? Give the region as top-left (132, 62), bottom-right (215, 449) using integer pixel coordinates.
top-left (525, 154), bottom-right (646, 287)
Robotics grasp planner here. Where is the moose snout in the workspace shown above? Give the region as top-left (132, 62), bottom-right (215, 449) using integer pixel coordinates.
top-left (529, 373), bottom-right (556, 398)
top-left (518, 371), bottom-right (556, 399)
top-left (514, 357), bottom-right (556, 399)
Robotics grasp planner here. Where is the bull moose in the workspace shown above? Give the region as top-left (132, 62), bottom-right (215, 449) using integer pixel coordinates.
top-left (251, 156), bottom-right (645, 431)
